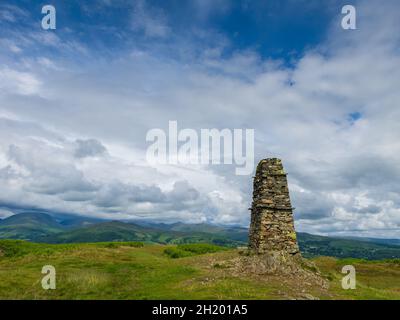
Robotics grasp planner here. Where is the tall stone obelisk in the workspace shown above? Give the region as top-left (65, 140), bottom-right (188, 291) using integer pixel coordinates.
top-left (249, 158), bottom-right (300, 255)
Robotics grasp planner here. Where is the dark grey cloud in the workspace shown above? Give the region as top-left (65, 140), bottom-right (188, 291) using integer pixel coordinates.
top-left (167, 181), bottom-right (200, 202)
top-left (74, 139), bottom-right (107, 158)
top-left (354, 205), bottom-right (382, 214)
top-left (93, 182), bottom-right (166, 208)
top-left (291, 189), bottom-right (335, 220)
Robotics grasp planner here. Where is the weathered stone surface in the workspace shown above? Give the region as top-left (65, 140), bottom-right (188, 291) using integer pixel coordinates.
top-left (227, 159), bottom-right (329, 297)
top-left (248, 158), bottom-right (300, 255)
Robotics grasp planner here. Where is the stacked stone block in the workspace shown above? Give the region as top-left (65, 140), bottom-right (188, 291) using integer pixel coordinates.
top-left (249, 158), bottom-right (300, 255)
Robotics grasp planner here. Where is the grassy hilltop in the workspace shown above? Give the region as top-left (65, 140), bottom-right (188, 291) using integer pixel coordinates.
top-left (1, 213), bottom-right (399, 300)
top-left (1, 212), bottom-right (400, 260)
top-left (0, 240), bottom-right (399, 300)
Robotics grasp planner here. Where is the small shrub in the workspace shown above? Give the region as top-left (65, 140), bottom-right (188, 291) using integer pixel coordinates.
top-left (177, 243), bottom-right (228, 254)
top-left (0, 240), bottom-right (74, 258)
top-left (0, 240), bottom-right (35, 257)
top-left (101, 242), bottom-right (144, 249)
top-left (164, 247), bottom-right (193, 258)
top-left (125, 242), bottom-right (144, 248)
top-left (325, 273), bottom-right (335, 281)
top-left (213, 263), bottom-right (228, 269)
top-left (164, 243), bottom-right (228, 259)
top-left (382, 258), bottom-right (400, 264)
top-left (103, 243), bottom-right (119, 248)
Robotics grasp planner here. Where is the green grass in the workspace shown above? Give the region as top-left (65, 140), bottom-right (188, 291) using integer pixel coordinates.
top-left (0, 240), bottom-right (80, 258)
top-left (0, 240), bottom-right (399, 300)
top-left (313, 257), bottom-right (400, 300)
top-left (164, 243), bottom-right (228, 258)
top-left (98, 242), bottom-right (144, 249)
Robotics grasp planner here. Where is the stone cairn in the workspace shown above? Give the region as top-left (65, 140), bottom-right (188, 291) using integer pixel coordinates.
top-left (227, 158), bottom-right (327, 298)
top-left (248, 158), bottom-right (300, 256)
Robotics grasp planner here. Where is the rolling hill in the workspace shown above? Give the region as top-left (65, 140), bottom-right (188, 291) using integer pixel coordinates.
top-left (1, 212), bottom-right (400, 260)
top-left (39, 220), bottom-right (245, 246)
top-left (0, 212), bottom-right (64, 240)
top-left (297, 232), bottom-right (400, 260)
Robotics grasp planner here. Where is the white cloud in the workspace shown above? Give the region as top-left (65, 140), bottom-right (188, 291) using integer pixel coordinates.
top-left (0, 117), bottom-right (244, 224)
top-left (0, 67), bottom-right (41, 95)
top-left (0, 0), bottom-right (399, 236)
top-left (131, 0), bottom-right (170, 38)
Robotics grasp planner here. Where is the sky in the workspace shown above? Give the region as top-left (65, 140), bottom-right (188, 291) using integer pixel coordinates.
top-left (0, 0), bottom-right (399, 238)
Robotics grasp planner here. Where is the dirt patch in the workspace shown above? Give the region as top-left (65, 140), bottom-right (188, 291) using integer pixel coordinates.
top-left (206, 250), bottom-right (331, 300)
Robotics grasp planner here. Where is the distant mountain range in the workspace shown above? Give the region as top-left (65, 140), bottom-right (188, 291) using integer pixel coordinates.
top-left (1, 212), bottom-right (399, 260)
top-left (0, 212), bottom-right (248, 247)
